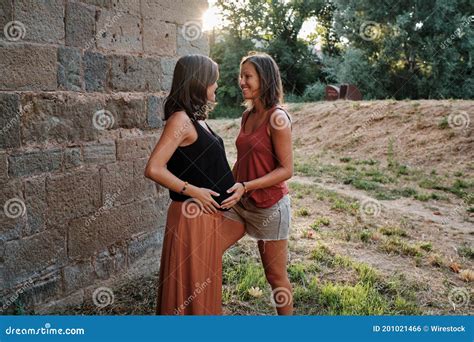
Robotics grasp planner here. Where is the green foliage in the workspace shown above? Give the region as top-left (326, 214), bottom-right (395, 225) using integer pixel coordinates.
top-left (210, 0), bottom-right (473, 114)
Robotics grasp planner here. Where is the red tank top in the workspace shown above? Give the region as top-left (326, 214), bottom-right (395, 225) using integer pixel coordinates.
top-left (234, 106), bottom-right (290, 208)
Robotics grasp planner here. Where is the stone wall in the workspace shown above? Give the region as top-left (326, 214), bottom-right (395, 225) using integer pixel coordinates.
top-left (0, 0), bottom-right (209, 313)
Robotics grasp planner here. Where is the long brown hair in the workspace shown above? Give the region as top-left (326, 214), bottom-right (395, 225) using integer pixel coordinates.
top-left (164, 54), bottom-right (218, 120)
top-left (240, 52), bottom-right (283, 110)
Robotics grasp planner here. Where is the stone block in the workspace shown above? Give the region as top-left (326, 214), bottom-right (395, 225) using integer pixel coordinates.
top-left (46, 170), bottom-right (101, 225)
top-left (160, 57), bottom-right (177, 91)
top-left (147, 95), bottom-right (164, 128)
top-left (96, 9), bottom-right (142, 53)
top-left (109, 55), bottom-right (161, 92)
top-left (64, 147), bottom-right (82, 170)
top-left (0, 93), bottom-right (21, 148)
top-left (66, 1), bottom-right (96, 48)
top-left (0, 44), bottom-right (57, 91)
top-left (84, 51), bottom-right (107, 92)
top-left (20, 93), bottom-right (106, 145)
top-left (116, 134), bottom-right (159, 161)
top-left (14, 0), bottom-right (65, 44)
top-left (83, 141), bottom-right (116, 164)
top-left (2, 228), bottom-right (66, 287)
top-left (0, 151), bottom-right (7, 183)
top-left (106, 94), bottom-right (146, 128)
top-left (57, 46), bottom-right (83, 91)
top-left (62, 260), bottom-right (96, 294)
top-left (93, 243), bottom-right (127, 279)
top-left (177, 25), bottom-right (209, 56)
top-left (17, 271), bottom-right (62, 307)
top-left (143, 20), bottom-right (176, 55)
top-left (141, 0), bottom-right (208, 24)
top-left (100, 160), bottom-right (134, 206)
top-left (81, 0), bottom-right (112, 8)
top-left (133, 157), bottom-right (157, 201)
top-left (110, 0), bottom-right (140, 16)
top-left (24, 176), bottom-right (47, 236)
top-left (8, 148), bottom-right (63, 177)
top-left (68, 198), bottom-right (162, 259)
top-left (0, 179), bottom-right (25, 242)
top-left (127, 230), bottom-right (163, 265)
top-left (0, 0), bottom-right (14, 41)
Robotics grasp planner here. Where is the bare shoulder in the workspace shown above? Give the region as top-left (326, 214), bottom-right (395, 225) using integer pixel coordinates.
top-left (166, 110), bottom-right (191, 126)
top-left (163, 111), bottom-right (194, 139)
top-left (269, 108), bottom-right (291, 132)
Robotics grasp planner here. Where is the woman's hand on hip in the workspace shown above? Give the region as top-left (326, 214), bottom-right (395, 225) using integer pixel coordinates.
top-left (221, 183), bottom-right (245, 209)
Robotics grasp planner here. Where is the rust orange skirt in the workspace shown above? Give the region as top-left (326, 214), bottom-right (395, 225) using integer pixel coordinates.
top-left (156, 201), bottom-right (224, 315)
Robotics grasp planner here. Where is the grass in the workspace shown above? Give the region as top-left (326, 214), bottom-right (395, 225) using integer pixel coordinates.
top-left (296, 244), bottom-right (421, 315)
top-left (298, 153), bottom-right (470, 205)
top-left (310, 216), bottom-right (331, 231)
top-left (418, 177), bottom-right (473, 200)
top-left (379, 237), bottom-right (425, 258)
top-left (438, 116), bottom-right (449, 129)
top-left (378, 226), bottom-right (408, 237)
top-left (296, 207), bottom-right (310, 217)
top-left (222, 255), bottom-right (267, 302)
top-left (330, 198), bottom-right (359, 215)
top-left (458, 243), bottom-right (474, 260)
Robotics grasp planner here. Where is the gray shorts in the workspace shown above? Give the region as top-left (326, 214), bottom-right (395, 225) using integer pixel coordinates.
top-left (222, 195), bottom-right (291, 240)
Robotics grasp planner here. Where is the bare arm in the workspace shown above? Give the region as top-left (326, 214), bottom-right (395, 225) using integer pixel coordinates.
top-left (144, 111), bottom-right (221, 213)
top-left (244, 109), bottom-right (293, 191)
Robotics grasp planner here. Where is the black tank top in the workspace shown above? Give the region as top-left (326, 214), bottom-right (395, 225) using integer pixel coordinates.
top-left (167, 118), bottom-right (235, 210)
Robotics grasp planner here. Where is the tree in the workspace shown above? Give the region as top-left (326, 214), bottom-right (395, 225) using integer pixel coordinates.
top-left (331, 0), bottom-right (473, 99)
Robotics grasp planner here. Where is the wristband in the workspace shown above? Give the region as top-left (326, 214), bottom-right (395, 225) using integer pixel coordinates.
top-left (180, 181), bottom-right (188, 194)
top-left (240, 181), bottom-right (247, 193)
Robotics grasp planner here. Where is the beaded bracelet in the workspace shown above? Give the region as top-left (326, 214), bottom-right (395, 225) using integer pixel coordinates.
top-left (180, 181), bottom-right (188, 194)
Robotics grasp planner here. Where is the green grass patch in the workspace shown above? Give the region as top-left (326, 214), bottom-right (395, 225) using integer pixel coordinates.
top-left (296, 207), bottom-right (310, 217)
top-left (297, 246), bottom-right (421, 315)
top-left (458, 243), bottom-right (474, 259)
top-left (222, 255), bottom-right (267, 301)
top-left (378, 226), bottom-right (408, 237)
top-left (380, 237), bottom-right (423, 257)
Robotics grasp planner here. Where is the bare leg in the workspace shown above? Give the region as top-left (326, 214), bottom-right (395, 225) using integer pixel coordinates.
top-left (258, 239), bottom-right (293, 315)
top-left (220, 216), bottom-right (246, 255)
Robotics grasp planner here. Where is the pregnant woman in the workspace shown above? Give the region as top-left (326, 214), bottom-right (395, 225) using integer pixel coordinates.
top-left (145, 54), bottom-right (245, 315)
top-left (221, 52), bottom-right (294, 315)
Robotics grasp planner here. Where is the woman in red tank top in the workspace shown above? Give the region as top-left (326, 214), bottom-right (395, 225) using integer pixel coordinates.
top-left (221, 52), bottom-right (294, 315)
